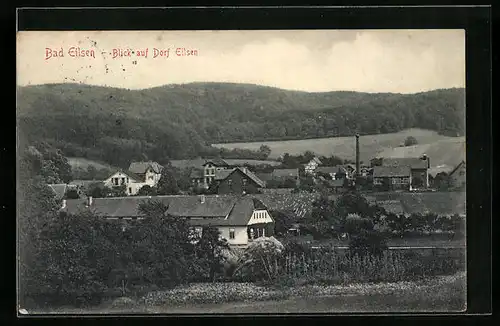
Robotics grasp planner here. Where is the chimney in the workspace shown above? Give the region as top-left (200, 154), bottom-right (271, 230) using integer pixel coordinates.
top-left (87, 196), bottom-right (93, 207)
top-left (355, 133), bottom-right (360, 177)
top-left (200, 195), bottom-right (205, 204)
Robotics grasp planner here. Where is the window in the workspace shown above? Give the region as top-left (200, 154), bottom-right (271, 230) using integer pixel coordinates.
top-left (229, 228), bottom-right (235, 239)
top-left (228, 179), bottom-right (232, 186)
top-left (121, 177), bottom-right (125, 185)
top-left (129, 187), bottom-right (132, 194)
top-left (243, 178), bottom-right (247, 185)
top-left (149, 176), bottom-right (153, 180)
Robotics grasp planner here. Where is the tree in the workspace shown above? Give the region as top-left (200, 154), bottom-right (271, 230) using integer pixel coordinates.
top-left (137, 200), bottom-right (196, 286)
top-left (412, 176), bottom-right (424, 188)
top-left (346, 213), bottom-right (388, 257)
top-left (65, 189), bottom-right (80, 199)
top-left (156, 166), bottom-right (180, 195)
top-left (270, 210), bottom-right (295, 236)
top-left (195, 226), bottom-right (230, 282)
top-left (136, 185), bottom-right (157, 196)
top-left (404, 136), bottom-right (418, 146)
top-left (86, 182), bottom-right (107, 198)
top-left (258, 145), bottom-right (272, 159)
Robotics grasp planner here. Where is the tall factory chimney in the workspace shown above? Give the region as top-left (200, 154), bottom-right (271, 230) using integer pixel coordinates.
top-left (355, 133), bottom-right (360, 178)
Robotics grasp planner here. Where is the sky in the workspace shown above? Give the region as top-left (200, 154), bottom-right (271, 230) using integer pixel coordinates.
top-left (16, 29), bottom-right (465, 94)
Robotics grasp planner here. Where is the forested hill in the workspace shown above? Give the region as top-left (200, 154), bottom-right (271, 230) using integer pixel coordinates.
top-left (17, 82), bottom-right (465, 167)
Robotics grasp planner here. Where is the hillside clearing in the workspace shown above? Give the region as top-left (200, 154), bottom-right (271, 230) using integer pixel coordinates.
top-left (67, 157), bottom-right (116, 171)
top-left (212, 129), bottom-right (464, 166)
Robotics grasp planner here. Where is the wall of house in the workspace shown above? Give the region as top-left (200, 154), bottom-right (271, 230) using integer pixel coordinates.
top-left (144, 169), bottom-right (161, 186)
top-left (450, 165), bottom-right (466, 189)
top-left (217, 171), bottom-right (261, 195)
top-left (217, 226), bottom-right (248, 246)
top-left (104, 172), bottom-right (134, 188)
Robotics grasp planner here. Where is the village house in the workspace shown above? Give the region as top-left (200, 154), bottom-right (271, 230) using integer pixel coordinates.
top-left (372, 166), bottom-right (412, 190)
top-left (61, 195), bottom-right (275, 247)
top-left (316, 166), bottom-right (348, 180)
top-left (215, 167), bottom-right (266, 195)
top-left (104, 161), bottom-right (163, 196)
top-left (448, 160), bottom-right (466, 189)
top-left (191, 158), bottom-right (233, 189)
top-left (376, 155), bottom-right (431, 188)
top-left (304, 157), bottom-right (322, 175)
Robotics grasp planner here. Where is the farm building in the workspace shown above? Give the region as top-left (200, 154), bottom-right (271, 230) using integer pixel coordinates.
top-left (372, 166), bottom-right (412, 190)
top-left (215, 167), bottom-right (266, 195)
top-left (378, 156), bottom-right (431, 188)
top-left (61, 195), bottom-right (275, 247)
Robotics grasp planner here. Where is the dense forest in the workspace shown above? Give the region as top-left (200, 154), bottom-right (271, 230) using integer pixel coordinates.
top-left (17, 82), bottom-right (465, 167)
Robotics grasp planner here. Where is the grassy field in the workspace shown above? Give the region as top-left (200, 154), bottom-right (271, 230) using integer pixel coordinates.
top-left (212, 128), bottom-right (465, 169)
top-left (29, 272), bottom-right (465, 314)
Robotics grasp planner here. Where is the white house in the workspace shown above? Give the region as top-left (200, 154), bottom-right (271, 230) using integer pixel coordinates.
top-left (304, 157), bottom-right (322, 175)
top-left (61, 195), bottom-right (275, 247)
top-left (103, 161), bottom-right (163, 196)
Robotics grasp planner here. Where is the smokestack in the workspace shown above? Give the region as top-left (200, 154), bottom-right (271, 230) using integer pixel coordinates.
top-left (355, 133), bottom-right (360, 177)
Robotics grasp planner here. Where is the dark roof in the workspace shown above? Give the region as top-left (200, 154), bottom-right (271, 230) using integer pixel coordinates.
top-left (449, 160), bottom-right (466, 177)
top-left (382, 157), bottom-right (429, 169)
top-left (272, 168), bottom-right (299, 178)
top-left (189, 168), bottom-right (204, 179)
top-left (106, 170), bottom-right (144, 183)
top-left (373, 166), bottom-right (411, 178)
top-left (48, 184), bottom-right (67, 200)
top-left (62, 195), bottom-right (269, 226)
top-left (69, 180), bottom-right (103, 188)
top-left (316, 166), bottom-right (347, 174)
top-left (215, 169), bottom-right (236, 181)
top-left (235, 168), bottom-right (266, 188)
top-left (255, 172), bottom-right (273, 182)
top-left (203, 158), bottom-right (229, 167)
top-left (128, 161), bottom-right (163, 174)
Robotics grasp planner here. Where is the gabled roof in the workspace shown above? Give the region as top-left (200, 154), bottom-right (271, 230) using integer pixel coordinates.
top-left (373, 166), bottom-right (411, 178)
top-left (48, 184), bottom-right (67, 200)
top-left (128, 161), bottom-right (163, 174)
top-left (215, 168), bottom-right (236, 181)
top-left (382, 157), bottom-right (429, 169)
top-left (203, 158), bottom-right (229, 167)
top-left (272, 168), bottom-right (299, 178)
top-left (449, 160), bottom-right (466, 177)
top-left (62, 195), bottom-right (270, 226)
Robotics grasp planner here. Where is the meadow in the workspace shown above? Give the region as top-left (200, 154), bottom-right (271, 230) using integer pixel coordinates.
top-left (212, 128), bottom-right (465, 170)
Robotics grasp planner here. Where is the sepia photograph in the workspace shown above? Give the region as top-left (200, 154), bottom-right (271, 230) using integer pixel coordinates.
top-left (17, 28), bottom-right (466, 314)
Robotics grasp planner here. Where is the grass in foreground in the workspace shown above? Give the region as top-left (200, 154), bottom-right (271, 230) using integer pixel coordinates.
top-left (29, 272), bottom-right (465, 314)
